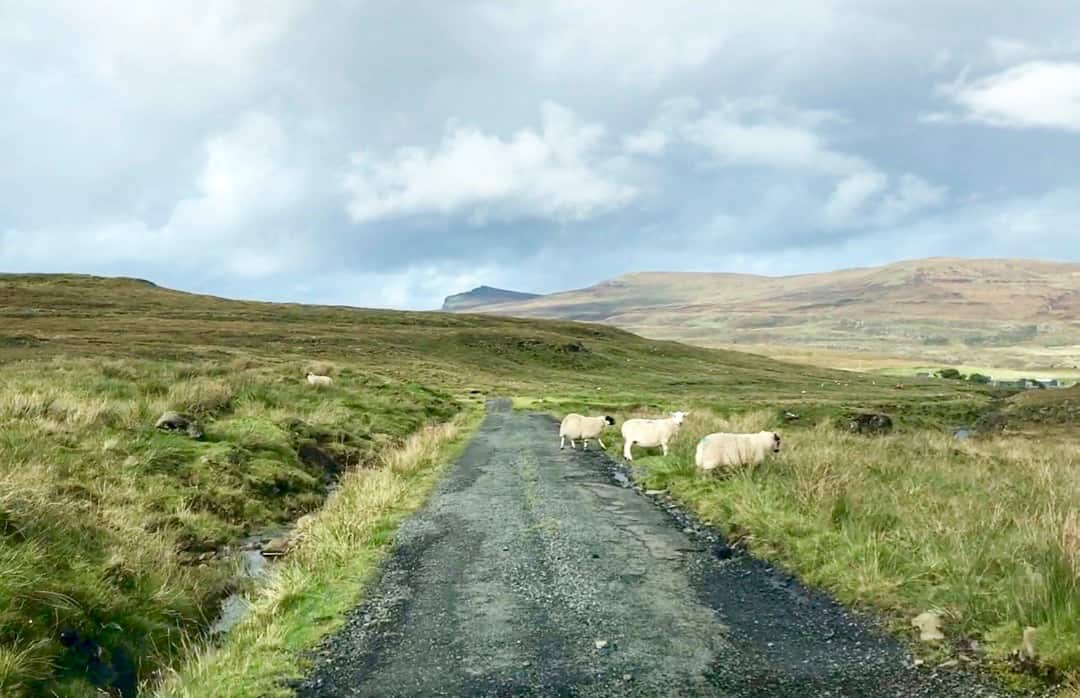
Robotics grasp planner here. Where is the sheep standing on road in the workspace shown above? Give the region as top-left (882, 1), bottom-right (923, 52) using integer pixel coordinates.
top-left (695, 431), bottom-right (781, 472)
top-left (621, 411), bottom-right (688, 461)
top-left (306, 373), bottom-right (333, 388)
top-left (559, 414), bottom-right (616, 450)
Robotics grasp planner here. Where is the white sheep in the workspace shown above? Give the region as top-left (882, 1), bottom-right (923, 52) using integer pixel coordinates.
top-left (621, 411), bottom-right (688, 461)
top-left (306, 373), bottom-right (333, 388)
top-left (695, 431), bottom-right (781, 472)
top-left (559, 414), bottom-right (616, 451)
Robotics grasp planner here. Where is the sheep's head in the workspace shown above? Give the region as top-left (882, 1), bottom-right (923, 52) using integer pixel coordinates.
top-left (604, 416), bottom-right (615, 426)
top-left (771, 432), bottom-right (782, 453)
top-left (671, 411), bottom-right (688, 424)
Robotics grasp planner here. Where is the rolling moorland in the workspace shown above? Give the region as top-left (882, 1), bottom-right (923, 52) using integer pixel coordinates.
top-left (447, 257), bottom-right (1080, 375)
top-left (0, 274), bottom-right (1076, 696)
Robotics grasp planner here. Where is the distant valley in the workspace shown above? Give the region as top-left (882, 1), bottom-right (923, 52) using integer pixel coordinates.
top-left (444, 257), bottom-right (1080, 374)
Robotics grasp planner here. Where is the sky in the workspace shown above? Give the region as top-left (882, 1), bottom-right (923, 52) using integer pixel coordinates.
top-left (3, 1), bottom-right (1080, 309)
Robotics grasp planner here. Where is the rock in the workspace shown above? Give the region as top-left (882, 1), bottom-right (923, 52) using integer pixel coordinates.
top-left (622, 674), bottom-right (632, 681)
top-left (644, 489), bottom-right (667, 496)
top-left (594, 639), bottom-right (608, 651)
top-left (783, 411), bottom-right (800, 421)
top-left (712, 542), bottom-right (734, 560)
top-left (937, 659), bottom-right (959, 669)
top-left (848, 412), bottom-right (893, 435)
top-left (911, 612), bottom-right (944, 642)
top-left (261, 536), bottom-right (291, 557)
top-left (155, 411), bottom-right (203, 439)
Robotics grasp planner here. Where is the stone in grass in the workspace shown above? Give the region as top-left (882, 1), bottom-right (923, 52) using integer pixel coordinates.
top-left (594, 639), bottom-right (609, 651)
top-left (848, 412), bottom-right (893, 435)
top-left (911, 612), bottom-right (944, 642)
top-left (261, 537), bottom-right (292, 558)
top-left (155, 411), bottom-right (203, 439)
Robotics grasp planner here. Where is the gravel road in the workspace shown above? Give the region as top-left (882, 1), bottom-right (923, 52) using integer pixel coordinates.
top-left (298, 400), bottom-right (1012, 697)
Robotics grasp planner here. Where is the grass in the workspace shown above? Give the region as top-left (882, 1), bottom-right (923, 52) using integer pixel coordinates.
top-left (154, 409), bottom-right (482, 697)
top-left (0, 356), bottom-right (458, 696)
top-left (573, 407), bottom-right (1080, 690)
top-left (2, 273), bottom-right (1067, 694)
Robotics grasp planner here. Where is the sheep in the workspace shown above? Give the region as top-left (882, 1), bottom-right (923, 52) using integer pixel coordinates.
top-left (695, 431), bottom-right (781, 472)
top-left (621, 411), bottom-right (688, 461)
top-left (306, 373), bottom-right (333, 388)
top-left (559, 414), bottom-right (616, 451)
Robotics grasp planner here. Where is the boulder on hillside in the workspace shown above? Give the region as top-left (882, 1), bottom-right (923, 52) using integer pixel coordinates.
top-left (848, 412), bottom-right (893, 435)
top-left (155, 411), bottom-right (203, 439)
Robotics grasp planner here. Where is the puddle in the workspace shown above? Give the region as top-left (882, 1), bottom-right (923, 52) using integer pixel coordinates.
top-left (611, 471), bottom-right (631, 488)
top-left (953, 427), bottom-right (971, 440)
top-left (209, 527), bottom-right (291, 636)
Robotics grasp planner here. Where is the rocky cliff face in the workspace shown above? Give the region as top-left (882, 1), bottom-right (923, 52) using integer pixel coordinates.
top-left (441, 286), bottom-right (540, 311)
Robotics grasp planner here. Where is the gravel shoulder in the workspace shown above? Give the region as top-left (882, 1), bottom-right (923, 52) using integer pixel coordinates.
top-left (298, 400), bottom-right (1011, 697)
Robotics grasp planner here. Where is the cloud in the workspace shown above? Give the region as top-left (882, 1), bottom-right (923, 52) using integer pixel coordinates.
top-left (628, 98), bottom-right (946, 229)
top-left (1, 112), bottom-right (315, 280)
top-left (622, 129), bottom-right (668, 156)
top-left (3, 1), bottom-right (1080, 311)
top-left (342, 102), bottom-right (637, 224)
top-left (932, 61), bottom-right (1080, 131)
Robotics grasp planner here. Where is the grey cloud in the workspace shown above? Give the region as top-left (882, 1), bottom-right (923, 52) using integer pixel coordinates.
top-left (2, 1), bottom-right (1080, 310)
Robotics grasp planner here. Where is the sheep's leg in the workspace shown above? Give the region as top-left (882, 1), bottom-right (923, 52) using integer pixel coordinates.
top-left (624, 441), bottom-right (634, 461)
top-left (570, 439), bottom-right (577, 450)
top-left (598, 438), bottom-right (607, 449)
top-left (560, 435), bottom-right (565, 450)
top-left (661, 441), bottom-right (669, 456)
top-left (582, 439), bottom-right (589, 451)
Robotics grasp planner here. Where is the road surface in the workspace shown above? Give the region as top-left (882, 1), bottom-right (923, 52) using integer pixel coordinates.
top-left (298, 400), bottom-right (1008, 697)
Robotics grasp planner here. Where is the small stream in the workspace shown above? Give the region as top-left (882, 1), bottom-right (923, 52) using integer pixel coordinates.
top-left (208, 527), bottom-right (292, 636)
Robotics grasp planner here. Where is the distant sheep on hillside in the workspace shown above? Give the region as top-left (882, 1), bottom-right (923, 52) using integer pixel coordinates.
top-left (306, 373), bottom-right (333, 388)
top-left (559, 414), bottom-right (615, 450)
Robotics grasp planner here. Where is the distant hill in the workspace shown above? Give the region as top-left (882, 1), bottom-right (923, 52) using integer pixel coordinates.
top-left (446, 258), bottom-right (1080, 369)
top-left (441, 285), bottom-right (540, 311)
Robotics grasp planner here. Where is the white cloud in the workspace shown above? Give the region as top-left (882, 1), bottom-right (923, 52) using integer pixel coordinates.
top-left (622, 129), bottom-right (668, 156)
top-left (342, 102), bottom-right (637, 224)
top-left (475, 0), bottom-right (866, 89)
top-left (681, 101), bottom-right (861, 176)
top-left (631, 98), bottom-right (945, 229)
top-left (934, 61), bottom-right (1080, 131)
top-left (824, 172), bottom-right (888, 226)
top-left (0, 112), bottom-right (313, 279)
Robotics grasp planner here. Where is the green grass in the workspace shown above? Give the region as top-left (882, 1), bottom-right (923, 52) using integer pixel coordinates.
top-left (154, 409), bottom-right (483, 697)
top-left (4, 273), bottom-right (1063, 694)
top-left (0, 356), bottom-right (458, 696)
top-left (568, 407), bottom-right (1079, 689)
